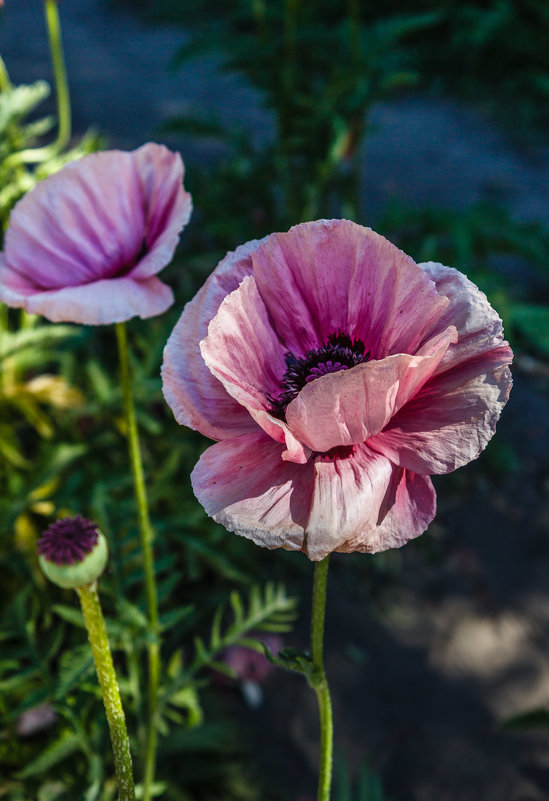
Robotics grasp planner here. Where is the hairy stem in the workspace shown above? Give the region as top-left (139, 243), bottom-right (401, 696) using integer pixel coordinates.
top-left (77, 582), bottom-right (135, 801)
top-left (310, 557), bottom-right (333, 801)
top-left (115, 321), bottom-right (160, 801)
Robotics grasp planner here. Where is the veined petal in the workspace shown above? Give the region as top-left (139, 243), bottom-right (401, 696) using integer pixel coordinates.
top-left (191, 432), bottom-right (313, 552)
top-left (199, 275), bottom-right (311, 463)
top-left (368, 348), bottom-right (512, 474)
top-left (1, 144), bottom-right (191, 325)
top-left (200, 275), bottom-right (285, 409)
top-left (251, 220), bottom-right (450, 358)
top-left (162, 239), bottom-right (263, 440)
top-left (5, 151), bottom-right (146, 288)
top-left (286, 326), bottom-right (457, 452)
top-left (127, 143), bottom-right (192, 279)
top-left (305, 445), bottom-right (394, 560)
top-left (192, 435), bottom-right (436, 561)
top-left (1, 275), bottom-right (174, 325)
top-left (419, 261), bottom-right (511, 374)
top-left (346, 467), bottom-right (436, 554)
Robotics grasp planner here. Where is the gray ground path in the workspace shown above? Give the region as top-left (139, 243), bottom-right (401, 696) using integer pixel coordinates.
top-left (2, 3), bottom-right (549, 800)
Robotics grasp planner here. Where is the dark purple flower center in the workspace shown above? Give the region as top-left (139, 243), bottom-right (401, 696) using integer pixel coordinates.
top-left (37, 516), bottom-right (99, 566)
top-left (269, 331), bottom-right (370, 420)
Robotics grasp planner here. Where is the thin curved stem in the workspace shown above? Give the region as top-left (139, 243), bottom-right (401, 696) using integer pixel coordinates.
top-left (310, 557), bottom-right (333, 801)
top-left (6, 0), bottom-right (71, 167)
top-left (77, 582), bottom-right (135, 801)
top-left (115, 321), bottom-right (160, 801)
top-left (45, 0), bottom-right (71, 150)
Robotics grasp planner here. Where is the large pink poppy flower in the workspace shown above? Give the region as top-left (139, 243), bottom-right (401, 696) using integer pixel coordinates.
top-left (162, 220), bottom-right (512, 561)
top-left (0, 143), bottom-right (191, 324)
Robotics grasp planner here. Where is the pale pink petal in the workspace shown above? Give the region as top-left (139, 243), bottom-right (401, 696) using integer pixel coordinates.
top-left (286, 326), bottom-right (457, 452)
top-left (5, 151), bottom-right (146, 288)
top-left (201, 275), bottom-right (285, 409)
top-left (0, 252), bottom-right (38, 300)
top-left (191, 432), bottom-right (314, 552)
top-left (0, 144), bottom-right (190, 325)
top-left (161, 239), bottom-right (263, 440)
top-left (305, 445), bottom-right (394, 560)
top-left (419, 261), bottom-right (511, 374)
top-left (345, 468), bottom-right (436, 554)
top-left (251, 220), bottom-right (450, 357)
top-left (127, 143), bottom-right (192, 279)
top-left (368, 348), bottom-right (512, 474)
top-left (200, 275), bottom-right (310, 463)
top-left (13, 275), bottom-right (174, 325)
top-left (192, 434), bottom-right (435, 561)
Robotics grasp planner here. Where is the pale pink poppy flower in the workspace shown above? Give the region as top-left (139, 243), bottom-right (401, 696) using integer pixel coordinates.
top-left (162, 220), bottom-right (512, 561)
top-left (0, 143), bottom-right (192, 324)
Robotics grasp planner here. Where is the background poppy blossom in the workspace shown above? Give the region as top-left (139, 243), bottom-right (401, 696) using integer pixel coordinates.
top-left (162, 219), bottom-right (512, 561)
top-left (0, 142), bottom-right (192, 325)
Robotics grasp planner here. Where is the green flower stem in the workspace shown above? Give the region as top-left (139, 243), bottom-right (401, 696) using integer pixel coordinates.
top-left (310, 557), bottom-right (333, 801)
top-left (115, 321), bottom-right (160, 801)
top-left (45, 0), bottom-right (71, 150)
top-left (0, 55), bottom-right (11, 93)
top-left (6, 0), bottom-right (71, 167)
top-left (77, 582), bottom-right (136, 801)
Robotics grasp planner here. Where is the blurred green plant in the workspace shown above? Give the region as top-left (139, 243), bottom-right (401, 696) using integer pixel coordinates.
top-left (333, 759), bottom-right (391, 801)
top-left (378, 200), bottom-right (549, 359)
top-left (161, 2), bottom-right (439, 227)
top-left (0, 535), bottom-right (296, 800)
top-left (121, 0), bottom-right (549, 137)
top-left (0, 0), bottom-right (101, 233)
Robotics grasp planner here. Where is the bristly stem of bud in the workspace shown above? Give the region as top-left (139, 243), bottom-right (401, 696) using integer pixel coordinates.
top-left (115, 321), bottom-right (160, 801)
top-left (310, 556), bottom-right (333, 801)
top-left (77, 582), bottom-right (135, 801)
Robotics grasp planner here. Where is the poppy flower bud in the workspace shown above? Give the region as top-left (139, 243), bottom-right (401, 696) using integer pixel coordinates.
top-left (37, 515), bottom-right (108, 589)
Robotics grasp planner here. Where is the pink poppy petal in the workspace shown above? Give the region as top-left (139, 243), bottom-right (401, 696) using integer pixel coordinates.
top-left (15, 275), bottom-right (174, 325)
top-left (127, 143), bottom-right (192, 279)
top-left (201, 275), bottom-right (285, 409)
top-left (419, 261), bottom-right (510, 374)
top-left (251, 220), bottom-right (450, 358)
top-left (161, 239), bottom-right (264, 440)
top-left (286, 326), bottom-right (457, 452)
top-left (5, 151), bottom-right (147, 288)
top-left (191, 432), bottom-right (314, 552)
top-left (369, 348), bottom-right (512, 474)
top-left (345, 468), bottom-right (436, 554)
top-left (305, 445), bottom-right (394, 560)
top-left (1, 144), bottom-right (190, 325)
top-left (200, 275), bottom-right (310, 463)
top-left (0, 252), bottom-right (38, 301)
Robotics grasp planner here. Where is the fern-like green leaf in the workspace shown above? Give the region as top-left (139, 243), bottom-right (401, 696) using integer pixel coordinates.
top-left (15, 730), bottom-right (81, 779)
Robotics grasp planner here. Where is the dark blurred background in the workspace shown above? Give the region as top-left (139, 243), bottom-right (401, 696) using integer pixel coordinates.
top-left (1, 2), bottom-right (549, 800)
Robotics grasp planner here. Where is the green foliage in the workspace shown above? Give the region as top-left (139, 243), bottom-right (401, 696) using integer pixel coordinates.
top-left (3, 0), bottom-right (549, 798)
top-left (115, 0), bottom-right (549, 136)
top-left (0, 66), bottom-right (101, 232)
top-left (159, 2), bottom-right (440, 227)
top-left (164, 583), bottom-right (297, 691)
top-left (333, 760), bottom-right (391, 801)
top-left (378, 201), bottom-right (549, 358)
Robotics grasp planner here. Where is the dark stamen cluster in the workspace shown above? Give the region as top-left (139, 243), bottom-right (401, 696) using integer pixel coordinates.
top-left (269, 331), bottom-right (370, 420)
top-left (37, 516), bottom-right (99, 565)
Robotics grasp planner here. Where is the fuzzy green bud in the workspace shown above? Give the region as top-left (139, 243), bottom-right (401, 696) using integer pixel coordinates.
top-left (37, 516), bottom-right (108, 589)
